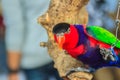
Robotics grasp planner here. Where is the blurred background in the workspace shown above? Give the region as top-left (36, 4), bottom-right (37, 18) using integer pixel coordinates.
top-left (0, 0), bottom-right (8, 79)
top-left (87, 0), bottom-right (120, 34)
top-left (0, 0), bottom-right (120, 80)
top-left (0, 0), bottom-right (62, 80)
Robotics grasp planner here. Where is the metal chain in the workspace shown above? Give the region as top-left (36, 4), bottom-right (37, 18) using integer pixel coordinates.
top-left (111, 0), bottom-right (120, 48)
top-left (115, 0), bottom-right (120, 38)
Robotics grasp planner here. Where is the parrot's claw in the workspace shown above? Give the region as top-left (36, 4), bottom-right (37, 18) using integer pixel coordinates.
top-left (66, 67), bottom-right (94, 76)
top-left (100, 48), bottom-right (116, 61)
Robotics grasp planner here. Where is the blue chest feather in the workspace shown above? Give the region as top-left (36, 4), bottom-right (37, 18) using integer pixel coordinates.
top-left (74, 25), bottom-right (88, 46)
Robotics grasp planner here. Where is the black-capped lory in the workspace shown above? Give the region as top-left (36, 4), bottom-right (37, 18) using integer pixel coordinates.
top-left (52, 23), bottom-right (120, 71)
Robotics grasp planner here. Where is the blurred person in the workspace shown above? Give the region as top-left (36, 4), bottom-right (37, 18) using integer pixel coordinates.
top-left (0, 14), bottom-right (3, 38)
top-left (86, 0), bottom-right (118, 31)
top-left (1, 0), bottom-right (62, 80)
top-left (0, 0), bottom-right (7, 74)
top-left (0, 1), bottom-right (5, 39)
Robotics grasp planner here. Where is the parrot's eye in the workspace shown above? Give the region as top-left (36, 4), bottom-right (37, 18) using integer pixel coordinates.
top-left (65, 28), bottom-right (70, 34)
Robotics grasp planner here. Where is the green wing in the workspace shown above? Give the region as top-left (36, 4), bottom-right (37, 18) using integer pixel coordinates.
top-left (86, 26), bottom-right (120, 48)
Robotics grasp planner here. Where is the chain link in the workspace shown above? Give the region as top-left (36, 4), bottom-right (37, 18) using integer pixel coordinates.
top-left (111, 0), bottom-right (120, 48)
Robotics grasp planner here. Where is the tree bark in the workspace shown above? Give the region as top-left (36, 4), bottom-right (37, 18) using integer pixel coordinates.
top-left (38, 0), bottom-right (93, 80)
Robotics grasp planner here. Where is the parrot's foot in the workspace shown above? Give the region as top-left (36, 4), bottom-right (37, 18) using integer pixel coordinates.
top-left (66, 67), bottom-right (95, 76)
top-left (100, 48), bottom-right (116, 61)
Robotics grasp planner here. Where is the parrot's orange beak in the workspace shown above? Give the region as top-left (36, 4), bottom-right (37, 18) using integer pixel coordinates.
top-left (56, 35), bottom-right (65, 49)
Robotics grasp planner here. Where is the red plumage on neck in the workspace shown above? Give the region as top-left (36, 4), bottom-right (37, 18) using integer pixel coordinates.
top-left (62, 25), bottom-right (79, 50)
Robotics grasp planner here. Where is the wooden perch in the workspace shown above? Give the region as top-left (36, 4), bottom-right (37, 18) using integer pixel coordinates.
top-left (38, 0), bottom-right (93, 80)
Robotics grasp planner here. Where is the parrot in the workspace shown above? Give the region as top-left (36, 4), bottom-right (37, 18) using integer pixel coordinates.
top-left (52, 22), bottom-right (120, 74)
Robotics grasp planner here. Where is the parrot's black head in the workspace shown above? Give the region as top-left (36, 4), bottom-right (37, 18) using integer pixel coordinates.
top-left (53, 23), bottom-right (70, 34)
